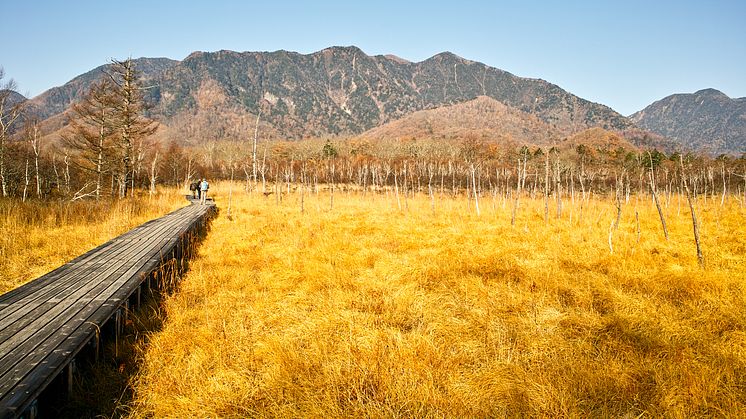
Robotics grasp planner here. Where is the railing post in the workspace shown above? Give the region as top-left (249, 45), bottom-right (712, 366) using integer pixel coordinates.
top-left (66, 360), bottom-right (76, 394)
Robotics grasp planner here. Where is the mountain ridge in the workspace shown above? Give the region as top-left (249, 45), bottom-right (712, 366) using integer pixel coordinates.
top-left (630, 88), bottom-right (746, 155)
top-left (20, 46), bottom-right (636, 142)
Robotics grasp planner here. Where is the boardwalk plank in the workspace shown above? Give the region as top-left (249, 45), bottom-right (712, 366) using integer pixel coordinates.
top-left (0, 213), bottom-right (186, 321)
top-left (0, 216), bottom-right (181, 333)
top-left (0, 202), bottom-right (214, 418)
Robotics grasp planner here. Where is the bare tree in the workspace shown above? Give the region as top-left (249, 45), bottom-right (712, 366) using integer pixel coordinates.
top-left (107, 58), bottom-right (157, 198)
top-left (680, 155), bottom-right (704, 267)
top-left (544, 149), bottom-right (550, 222)
top-left (0, 68), bottom-right (24, 197)
top-left (63, 79), bottom-right (118, 200)
top-left (251, 107), bottom-right (261, 188)
top-left (648, 151), bottom-right (669, 240)
top-left (20, 119), bottom-right (42, 200)
top-left (31, 122), bottom-right (41, 198)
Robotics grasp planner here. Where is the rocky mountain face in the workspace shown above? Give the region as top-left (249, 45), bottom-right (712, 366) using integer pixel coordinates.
top-left (25, 46), bottom-right (633, 143)
top-left (630, 89), bottom-right (746, 155)
top-left (153, 47), bottom-right (632, 138)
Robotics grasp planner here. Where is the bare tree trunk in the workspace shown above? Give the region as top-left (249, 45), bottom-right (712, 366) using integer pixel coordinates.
top-left (440, 164), bottom-right (445, 197)
top-left (394, 169), bottom-right (401, 211)
top-left (511, 159), bottom-right (521, 226)
top-left (185, 156), bottom-right (194, 191)
top-left (260, 145), bottom-right (267, 193)
top-left (22, 158), bottom-right (30, 202)
top-left (720, 162), bottom-right (727, 207)
top-left (471, 163), bottom-right (480, 216)
top-left (52, 155), bottom-right (61, 195)
top-left (555, 155), bottom-right (562, 218)
top-left (149, 151), bottom-right (159, 197)
top-left (252, 110), bottom-right (261, 186)
top-left (31, 125), bottom-right (41, 199)
top-left (329, 160), bottom-right (335, 210)
top-left (614, 171), bottom-right (623, 229)
top-left (450, 160), bottom-right (456, 197)
top-left (96, 127), bottom-right (104, 200)
top-left (680, 156), bottom-right (704, 267)
top-left (403, 161), bottom-right (409, 211)
top-left (275, 166), bottom-right (281, 206)
top-left (570, 166), bottom-right (575, 224)
top-left (544, 151), bottom-right (549, 222)
top-left (300, 161), bottom-right (306, 213)
top-left (648, 152), bottom-right (669, 240)
top-left (64, 154), bottom-right (71, 195)
top-left (428, 162), bottom-right (435, 212)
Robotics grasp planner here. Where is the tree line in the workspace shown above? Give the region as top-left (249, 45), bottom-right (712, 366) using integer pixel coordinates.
top-left (1, 63), bottom-right (745, 205)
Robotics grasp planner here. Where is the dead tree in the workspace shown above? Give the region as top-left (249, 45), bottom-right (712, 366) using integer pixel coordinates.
top-left (63, 79), bottom-right (118, 200)
top-left (544, 150), bottom-right (550, 222)
top-left (0, 68), bottom-right (24, 197)
top-left (511, 153), bottom-right (527, 226)
top-left (554, 150), bottom-right (562, 218)
top-left (107, 58), bottom-right (157, 198)
top-left (251, 105), bottom-right (261, 189)
top-left (680, 155), bottom-right (704, 267)
top-left (648, 151), bottom-right (669, 240)
top-left (22, 119), bottom-right (43, 199)
top-left (31, 122), bottom-right (41, 198)
top-left (471, 162), bottom-right (480, 216)
top-left (148, 150), bottom-right (159, 197)
top-left (613, 169), bottom-right (625, 230)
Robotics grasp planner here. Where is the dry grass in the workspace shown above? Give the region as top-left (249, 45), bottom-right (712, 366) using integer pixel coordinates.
top-left (129, 183), bottom-right (746, 417)
top-left (0, 190), bottom-right (189, 294)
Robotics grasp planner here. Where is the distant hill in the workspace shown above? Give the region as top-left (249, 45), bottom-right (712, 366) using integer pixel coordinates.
top-left (630, 89), bottom-right (746, 155)
top-left (359, 96), bottom-right (562, 146)
top-left (561, 127), bottom-right (638, 153)
top-left (25, 46), bottom-right (634, 144)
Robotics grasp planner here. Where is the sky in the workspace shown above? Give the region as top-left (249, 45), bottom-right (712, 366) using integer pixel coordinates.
top-left (1, 0), bottom-right (744, 116)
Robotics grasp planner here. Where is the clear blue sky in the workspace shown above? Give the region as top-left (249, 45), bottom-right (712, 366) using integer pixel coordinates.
top-left (2, 0), bottom-right (744, 115)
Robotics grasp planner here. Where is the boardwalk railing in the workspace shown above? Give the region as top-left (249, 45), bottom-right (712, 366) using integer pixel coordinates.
top-left (0, 199), bottom-right (215, 418)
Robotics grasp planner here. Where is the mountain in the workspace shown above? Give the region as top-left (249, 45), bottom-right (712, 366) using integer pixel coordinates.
top-left (153, 47), bottom-right (632, 138)
top-left (359, 96), bottom-right (562, 145)
top-left (1, 90), bottom-right (29, 135)
top-left (27, 57), bottom-right (179, 120)
top-left (1, 90), bottom-right (27, 107)
top-left (26, 46), bottom-right (633, 143)
top-left (630, 89), bottom-right (746, 155)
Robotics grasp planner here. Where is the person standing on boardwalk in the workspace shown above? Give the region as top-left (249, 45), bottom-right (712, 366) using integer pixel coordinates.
top-left (189, 181), bottom-right (199, 199)
top-left (199, 178), bottom-right (209, 204)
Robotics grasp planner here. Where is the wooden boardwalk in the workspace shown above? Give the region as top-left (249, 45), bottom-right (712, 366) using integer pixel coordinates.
top-left (0, 198), bottom-right (215, 418)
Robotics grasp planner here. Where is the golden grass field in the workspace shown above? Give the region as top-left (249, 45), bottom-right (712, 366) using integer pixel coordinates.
top-left (126, 182), bottom-right (745, 417)
top-left (0, 192), bottom-right (188, 294)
